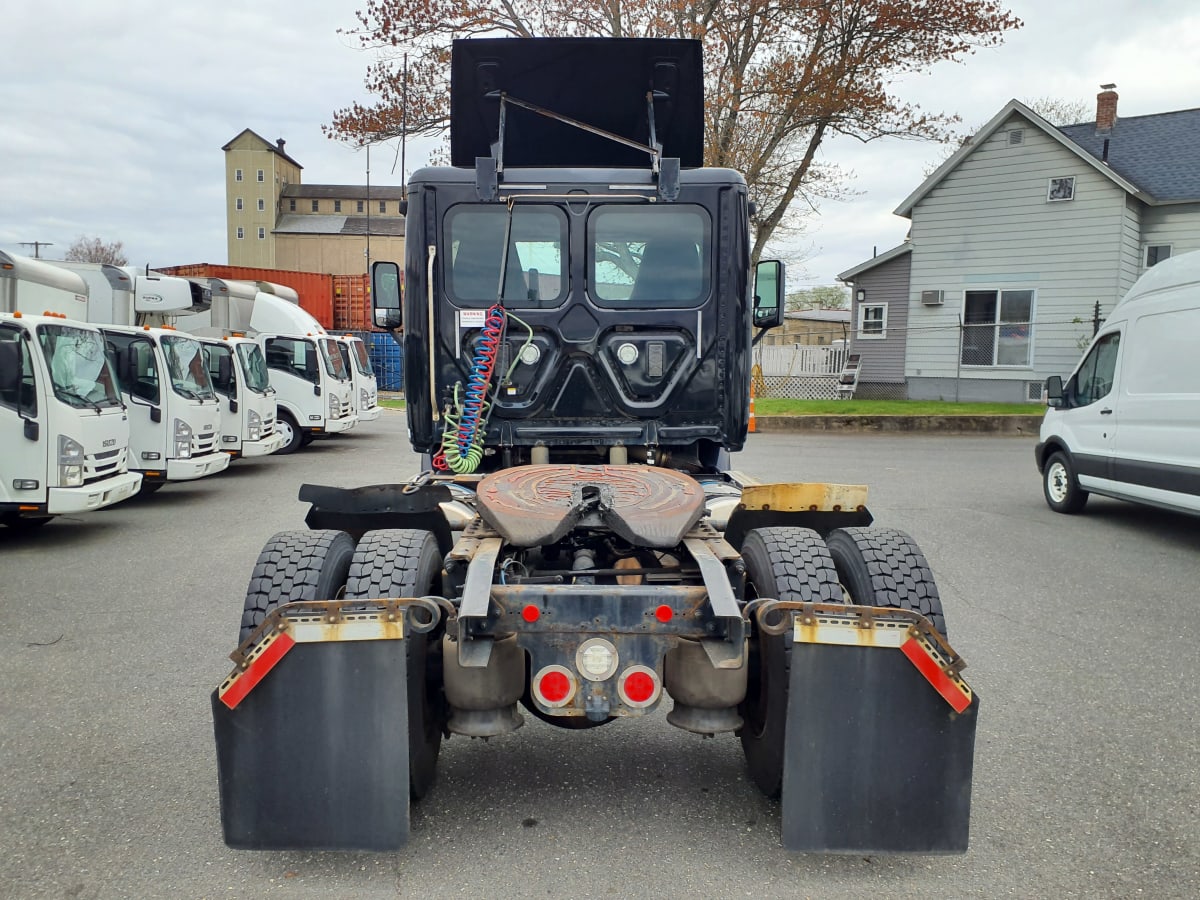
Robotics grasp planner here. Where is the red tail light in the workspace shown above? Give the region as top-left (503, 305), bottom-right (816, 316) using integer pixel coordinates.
top-left (533, 665), bottom-right (576, 707)
top-left (618, 666), bottom-right (661, 708)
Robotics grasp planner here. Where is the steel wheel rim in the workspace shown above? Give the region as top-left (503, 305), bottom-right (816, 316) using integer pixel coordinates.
top-left (1047, 461), bottom-right (1068, 503)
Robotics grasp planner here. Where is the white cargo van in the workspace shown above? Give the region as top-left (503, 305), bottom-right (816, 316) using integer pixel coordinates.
top-left (1036, 251), bottom-right (1200, 516)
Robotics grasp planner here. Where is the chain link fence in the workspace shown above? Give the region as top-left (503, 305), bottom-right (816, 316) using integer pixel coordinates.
top-left (754, 312), bottom-right (1101, 403)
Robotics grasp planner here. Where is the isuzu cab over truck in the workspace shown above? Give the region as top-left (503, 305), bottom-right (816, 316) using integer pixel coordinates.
top-left (334, 334), bottom-right (381, 423)
top-left (1, 252), bottom-right (141, 529)
top-left (212, 39), bottom-right (978, 855)
top-left (178, 279), bottom-right (357, 453)
top-left (47, 262), bottom-right (230, 490)
top-left (198, 334), bottom-right (284, 460)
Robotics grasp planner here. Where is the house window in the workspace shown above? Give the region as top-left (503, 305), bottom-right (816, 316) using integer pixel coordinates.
top-left (235, 169), bottom-right (243, 182)
top-left (962, 290), bottom-right (1034, 367)
top-left (289, 199), bottom-right (296, 212)
top-left (1047, 176), bottom-right (1075, 202)
top-left (258, 227), bottom-right (266, 239)
top-left (235, 197), bottom-right (243, 211)
top-left (257, 169), bottom-right (265, 182)
top-left (1145, 244), bottom-right (1172, 268)
top-left (257, 198), bottom-right (265, 211)
top-left (334, 200), bottom-right (342, 213)
top-left (236, 227), bottom-right (244, 240)
top-left (380, 201), bottom-right (387, 214)
top-left (312, 200), bottom-right (319, 212)
top-left (357, 200), bottom-right (364, 213)
top-left (857, 303), bottom-right (887, 339)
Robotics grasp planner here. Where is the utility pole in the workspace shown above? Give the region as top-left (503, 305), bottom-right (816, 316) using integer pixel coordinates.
top-left (365, 141), bottom-right (371, 275)
top-left (19, 241), bottom-right (53, 259)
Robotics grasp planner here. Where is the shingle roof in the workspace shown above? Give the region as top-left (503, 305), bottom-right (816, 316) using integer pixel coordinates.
top-left (274, 214), bottom-right (405, 237)
top-left (281, 183), bottom-right (408, 200)
top-left (1058, 108), bottom-right (1200, 202)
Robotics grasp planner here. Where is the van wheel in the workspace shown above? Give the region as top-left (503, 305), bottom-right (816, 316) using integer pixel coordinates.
top-left (275, 412), bottom-right (303, 454)
top-left (1043, 451), bottom-right (1088, 514)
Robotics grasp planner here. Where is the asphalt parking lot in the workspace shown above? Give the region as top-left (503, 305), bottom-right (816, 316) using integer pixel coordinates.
top-left (2, 412), bottom-right (1198, 899)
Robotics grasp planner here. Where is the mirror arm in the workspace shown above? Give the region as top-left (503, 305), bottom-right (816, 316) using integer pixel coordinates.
top-left (752, 327), bottom-right (771, 348)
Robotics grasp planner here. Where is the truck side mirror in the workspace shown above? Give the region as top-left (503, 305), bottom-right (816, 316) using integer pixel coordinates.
top-left (371, 261), bottom-right (403, 330)
top-left (753, 260), bottom-right (785, 329)
top-left (1044, 374), bottom-right (1064, 408)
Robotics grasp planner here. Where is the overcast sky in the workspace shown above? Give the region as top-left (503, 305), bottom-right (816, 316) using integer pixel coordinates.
top-left (3, 1), bottom-right (1198, 287)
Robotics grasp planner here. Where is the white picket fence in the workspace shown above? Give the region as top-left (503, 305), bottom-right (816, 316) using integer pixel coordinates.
top-left (754, 344), bottom-right (847, 400)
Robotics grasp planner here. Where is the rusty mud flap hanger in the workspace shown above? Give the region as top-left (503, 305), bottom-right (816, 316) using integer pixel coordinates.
top-left (759, 600), bottom-right (979, 854)
top-left (211, 597), bottom-right (445, 851)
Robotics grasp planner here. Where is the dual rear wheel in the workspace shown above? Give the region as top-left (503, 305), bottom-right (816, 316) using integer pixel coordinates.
top-left (738, 525), bottom-right (947, 797)
top-left (241, 527), bottom-right (444, 799)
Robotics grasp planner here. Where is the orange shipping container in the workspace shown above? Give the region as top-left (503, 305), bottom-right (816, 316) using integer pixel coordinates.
top-left (158, 264), bottom-right (335, 329)
top-left (332, 275), bottom-right (372, 331)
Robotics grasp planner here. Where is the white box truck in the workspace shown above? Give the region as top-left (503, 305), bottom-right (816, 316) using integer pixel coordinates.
top-left (1037, 250), bottom-right (1200, 517)
top-left (198, 334), bottom-right (285, 459)
top-left (334, 334), bottom-right (381, 422)
top-left (178, 279), bottom-right (357, 453)
top-left (47, 262), bottom-right (230, 490)
top-left (1, 251), bottom-right (141, 529)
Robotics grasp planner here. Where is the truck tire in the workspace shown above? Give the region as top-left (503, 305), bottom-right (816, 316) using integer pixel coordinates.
top-left (239, 529), bottom-right (355, 643)
top-left (825, 527), bottom-right (948, 640)
top-left (1043, 450), bottom-right (1089, 514)
top-left (275, 411), bottom-right (303, 455)
top-left (345, 529), bottom-right (445, 800)
top-left (738, 527), bottom-right (841, 798)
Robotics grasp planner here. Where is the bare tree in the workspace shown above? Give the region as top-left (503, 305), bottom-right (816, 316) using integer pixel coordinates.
top-left (65, 236), bottom-right (128, 266)
top-left (328, 1), bottom-right (1022, 261)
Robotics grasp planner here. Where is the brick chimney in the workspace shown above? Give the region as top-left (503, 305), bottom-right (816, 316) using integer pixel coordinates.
top-left (1096, 84), bottom-right (1118, 134)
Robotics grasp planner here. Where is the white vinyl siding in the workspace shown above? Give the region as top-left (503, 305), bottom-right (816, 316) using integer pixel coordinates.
top-left (1140, 202), bottom-right (1200, 266)
top-left (906, 114), bottom-right (1132, 383)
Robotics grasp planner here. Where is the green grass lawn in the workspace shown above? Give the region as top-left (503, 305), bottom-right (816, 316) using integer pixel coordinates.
top-left (379, 398), bottom-right (406, 410)
top-left (755, 398), bottom-right (1041, 416)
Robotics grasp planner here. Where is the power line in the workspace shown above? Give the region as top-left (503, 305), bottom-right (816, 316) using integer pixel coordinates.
top-left (18, 241), bottom-right (53, 258)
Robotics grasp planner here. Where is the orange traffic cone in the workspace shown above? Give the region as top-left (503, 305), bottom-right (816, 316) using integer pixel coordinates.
top-left (748, 382), bottom-right (757, 433)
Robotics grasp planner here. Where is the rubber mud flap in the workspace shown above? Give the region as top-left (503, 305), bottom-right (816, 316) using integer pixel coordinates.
top-left (780, 642), bottom-right (978, 854)
top-left (212, 639), bottom-right (410, 851)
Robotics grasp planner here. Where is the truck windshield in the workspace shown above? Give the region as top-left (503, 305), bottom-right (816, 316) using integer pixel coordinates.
top-left (320, 338), bottom-right (350, 380)
top-left (236, 343), bottom-right (272, 394)
top-left (36, 324), bottom-right (122, 409)
top-left (350, 340), bottom-right (374, 376)
top-left (162, 335), bottom-right (217, 401)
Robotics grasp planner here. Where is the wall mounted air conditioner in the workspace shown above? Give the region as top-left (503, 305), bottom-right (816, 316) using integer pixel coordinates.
top-left (920, 290), bottom-right (945, 306)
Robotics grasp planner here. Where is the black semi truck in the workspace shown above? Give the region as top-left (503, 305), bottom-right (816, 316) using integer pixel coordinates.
top-left (212, 37), bottom-right (977, 854)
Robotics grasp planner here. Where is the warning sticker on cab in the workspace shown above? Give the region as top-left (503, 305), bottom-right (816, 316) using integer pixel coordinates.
top-left (459, 309), bottom-right (487, 328)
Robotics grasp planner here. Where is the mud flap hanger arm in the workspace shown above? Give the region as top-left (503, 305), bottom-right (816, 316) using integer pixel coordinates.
top-left (479, 92), bottom-right (680, 201)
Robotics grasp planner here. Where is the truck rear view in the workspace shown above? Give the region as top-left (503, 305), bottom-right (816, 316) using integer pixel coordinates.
top-left (211, 38), bottom-right (978, 854)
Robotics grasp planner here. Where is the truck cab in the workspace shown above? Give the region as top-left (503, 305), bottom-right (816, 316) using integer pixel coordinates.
top-left (333, 334), bottom-right (380, 422)
top-left (1, 310), bottom-right (142, 529)
top-left (199, 334), bottom-right (284, 459)
top-left (100, 324), bottom-right (230, 488)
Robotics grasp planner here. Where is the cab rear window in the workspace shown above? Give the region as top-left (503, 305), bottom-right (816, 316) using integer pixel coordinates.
top-left (445, 205), bottom-right (567, 307)
top-left (589, 205), bottom-right (710, 308)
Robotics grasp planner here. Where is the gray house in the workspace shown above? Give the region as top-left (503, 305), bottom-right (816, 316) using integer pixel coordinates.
top-left (839, 87), bottom-right (1200, 402)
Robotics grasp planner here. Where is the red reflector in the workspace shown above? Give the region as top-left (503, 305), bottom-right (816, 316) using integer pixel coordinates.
top-left (900, 637), bottom-right (972, 713)
top-left (654, 605), bottom-right (673, 623)
top-left (623, 670), bottom-right (656, 704)
top-left (539, 670), bottom-right (571, 704)
top-left (220, 632), bottom-right (296, 710)
top-left (521, 604), bottom-right (540, 623)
